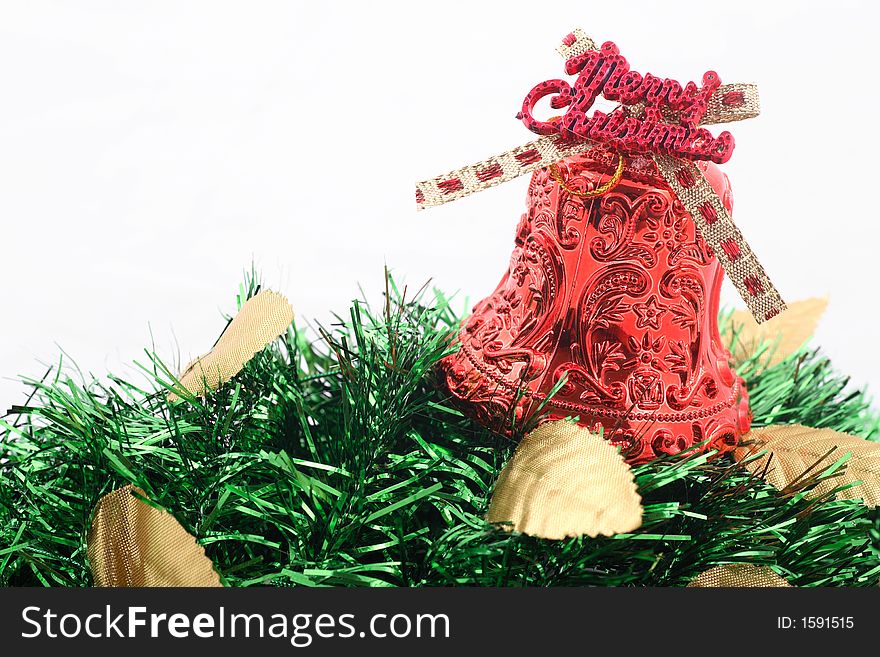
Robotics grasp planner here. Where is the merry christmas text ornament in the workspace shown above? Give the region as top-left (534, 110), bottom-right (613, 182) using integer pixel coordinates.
top-left (417, 29), bottom-right (787, 462)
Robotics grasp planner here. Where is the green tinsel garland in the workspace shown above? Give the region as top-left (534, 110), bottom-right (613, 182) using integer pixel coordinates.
top-left (1, 273), bottom-right (878, 587)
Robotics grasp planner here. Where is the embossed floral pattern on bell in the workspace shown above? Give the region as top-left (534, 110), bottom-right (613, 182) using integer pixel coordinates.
top-left (440, 151), bottom-right (751, 462)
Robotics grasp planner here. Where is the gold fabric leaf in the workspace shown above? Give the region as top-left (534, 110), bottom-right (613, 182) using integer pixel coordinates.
top-left (487, 420), bottom-right (643, 540)
top-left (688, 564), bottom-right (791, 588)
top-left (727, 297), bottom-right (827, 366)
top-left (170, 290), bottom-right (294, 401)
top-left (735, 424), bottom-right (880, 507)
top-left (87, 485), bottom-right (222, 587)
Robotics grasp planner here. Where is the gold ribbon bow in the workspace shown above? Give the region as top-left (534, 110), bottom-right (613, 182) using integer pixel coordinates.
top-left (415, 28), bottom-right (785, 323)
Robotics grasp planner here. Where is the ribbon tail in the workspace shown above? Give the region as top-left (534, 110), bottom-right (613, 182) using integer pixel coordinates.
top-left (415, 136), bottom-right (598, 210)
top-left (653, 154), bottom-right (786, 323)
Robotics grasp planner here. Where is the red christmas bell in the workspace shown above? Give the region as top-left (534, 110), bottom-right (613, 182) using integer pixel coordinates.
top-left (421, 29), bottom-right (784, 463)
top-left (440, 148), bottom-right (751, 462)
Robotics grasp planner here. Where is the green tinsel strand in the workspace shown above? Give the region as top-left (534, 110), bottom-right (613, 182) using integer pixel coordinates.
top-left (0, 272), bottom-right (877, 587)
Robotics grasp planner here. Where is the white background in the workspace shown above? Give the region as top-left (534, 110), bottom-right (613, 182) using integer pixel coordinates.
top-left (1, 0), bottom-right (878, 412)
